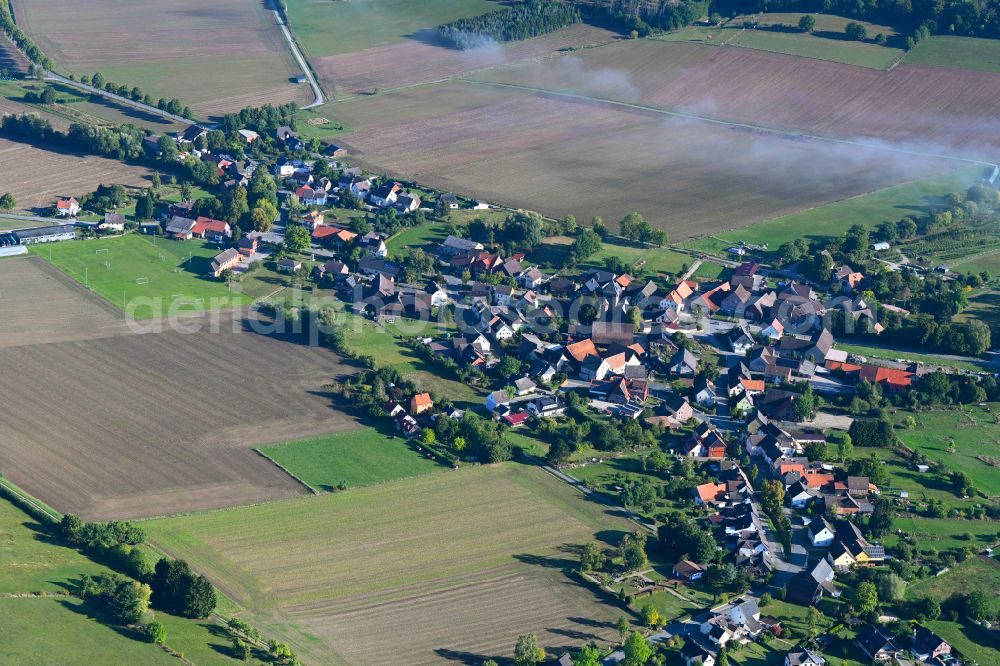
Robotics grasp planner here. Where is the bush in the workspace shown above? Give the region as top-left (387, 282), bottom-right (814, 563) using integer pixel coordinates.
top-left (145, 621), bottom-right (167, 644)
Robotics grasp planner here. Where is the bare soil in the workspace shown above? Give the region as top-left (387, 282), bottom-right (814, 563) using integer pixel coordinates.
top-left (0, 318), bottom-right (360, 520)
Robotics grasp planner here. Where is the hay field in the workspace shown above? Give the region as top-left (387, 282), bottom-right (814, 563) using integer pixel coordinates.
top-left (331, 80), bottom-right (946, 237)
top-left (11, 0), bottom-right (309, 116)
top-left (0, 322), bottom-right (362, 520)
top-left (473, 40), bottom-right (1000, 160)
top-left (314, 24), bottom-right (616, 96)
top-left (0, 136), bottom-right (152, 213)
top-left (144, 465), bottom-right (632, 665)
top-left (0, 256), bottom-right (130, 348)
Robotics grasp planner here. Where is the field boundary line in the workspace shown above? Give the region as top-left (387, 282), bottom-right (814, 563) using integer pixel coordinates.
top-left (0, 477), bottom-right (61, 523)
top-left (459, 78), bottom-right (990, 168)
top-left (252, 448), bottom-right (320, 495)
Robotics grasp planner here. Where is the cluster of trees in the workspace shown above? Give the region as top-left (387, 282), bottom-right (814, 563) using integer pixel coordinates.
top-left (431, 409), bottom-right (513, 463)
top-left (0, 192), bottom-right (14, 210)
top-left (150, 559), bottom-right (217, 619)
top-left (739, 0), bottom-right (1000, 40)
top-left (657, 513), bottom-right (717, 563)
top-left (78, 573), bottom-right (151, 625)
top-left (78, 72), bottom-right (191, 118)
top-left (598, 0), bottom-right (710, 33)
top-left (438, 1), bottom-right (581, 48)
top-left (60, 514), bottom-right (148, 578)
top-left (618, 212), bottom-right (667, 247)
top-left (466, 209), bottom-right (547, 254)
top-left (22, 85), bottom-right (56, 104)
top-left (0, 0), bottom-right (52, 68)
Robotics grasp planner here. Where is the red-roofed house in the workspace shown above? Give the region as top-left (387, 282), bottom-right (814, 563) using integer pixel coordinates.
top-left (192, 217), bottom-right (231, 242)
top-left (502, 412), bottom-right (529, 427)
top-left (56, 197), bottom-right (80, 217)
top-left (693, 482), bottom-right (727, 505)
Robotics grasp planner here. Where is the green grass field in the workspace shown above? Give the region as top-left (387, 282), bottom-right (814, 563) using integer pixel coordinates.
top-left (31, 234), bottom-right (250, 316)
top-left (260, 429), bottom-right (446, 492)
top-left (0, 598), bottom-right (178, 665)
top-left (851, 447), bottom-right (973, 509)
top-left (142, 464), bottom-right (633, 663)
top-left (833, 341), bottom-right (986, 373)
top-left (659, 13), bottom-right (902, 69)
top-left (682, 166), bottom-right (981, 256)
top-left (904, 35), bottom-right (1000, 73)
top-left (906, 557), bottom-right (1000, 664)
top-left (955, 289), bottom-right (1000, 340)
top-left (287, 0), bottom-right (500, 58)
top-left (887, 516), bottom-right (1000, 551)
top-left (896, 405), bottom-right (1000, 496)
top-left (532, 235), bottom-right (696, 278)
top-left (29, 234), bottom-right (305, 318)
top-left (337, 312), bottom-right (482, 404)
top-left (0, 498), bottom-right (240, 664)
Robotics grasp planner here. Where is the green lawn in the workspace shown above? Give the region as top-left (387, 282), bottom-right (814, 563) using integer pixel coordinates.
top-left (286, 0), bottom-right (500, 58)
top-left (294, 108), bottom-right (351, 143)
top-left (29, 234), bottom-right (303, 318)
top-left (955, 289), bottom-right (1000, 341)
top-left (0, 598), bottom-right (178, 665)
top-left (30, 234), bottom-right (250, 316)
top-left (260, 429), bottom-right (447, 492)
top-left (851, 446), bottom-right (972, 508)
top-left (905, 35), bottom-right (1000, 74)
top-left (531, 235), bottom-right (695, 278)
top-left (682, 166), bottom-right (981, 256)
top-left (905, 557), bottom-right (1000, 664)
top-left (895, 405), bottom-right (1000, 496)
top-left (385, 220), bottom-right (451, 256)
top-left (0, 498), bottom-right (240, 664)
top-left (0, 497), bottom-right (108, 594)
top-left (886, 516), bottom-right (1000, 551)
top-left (833, 341), bottom-right (985, 373)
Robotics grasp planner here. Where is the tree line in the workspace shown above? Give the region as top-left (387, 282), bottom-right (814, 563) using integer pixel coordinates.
top-left (0, 0), bottom-right (52, 69)
top-left (438, 1), bottom-right (581, 48)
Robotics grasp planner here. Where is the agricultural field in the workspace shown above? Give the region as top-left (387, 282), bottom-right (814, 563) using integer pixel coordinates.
top-left (143, 464), bottom-right (634, 665)
top-left (683, 166), bottom-right (982, 255)
top-left (0, 321), bottom-right (363, 520)
top-left (314, 23), bottom-right (616, 96)
top-left (0, 136), bottom-right (153, 213)
top-left (0, 256), bottom-right (131, 348)
top-left (887, 516), bottom-right (1000, 551)
top-left (895, 405), bottom-right (1000, 496)
top-left (331, 79), bottom-right (946, 237)
top-left (473, 40), bottom-right (1000, 161)
top-left (11, 0), bottom-right (309, 116)
top-left (260, 429), bottom-right (446, 492)
top-left (286, 0), bottom-right (500, 58)
top-left (661, 13), bottom-right (903, 69)
top-left (905, 35), bottom-right (1000, 74)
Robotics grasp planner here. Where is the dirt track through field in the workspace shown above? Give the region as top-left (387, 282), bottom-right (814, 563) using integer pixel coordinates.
top-left (0, 320), bottom-right (360, 520)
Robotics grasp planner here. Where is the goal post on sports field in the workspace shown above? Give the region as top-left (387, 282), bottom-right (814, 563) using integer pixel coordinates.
top-left (95, 248), bottom-right (108, 255)
top-left (135, 277), bottom-right (149, 285)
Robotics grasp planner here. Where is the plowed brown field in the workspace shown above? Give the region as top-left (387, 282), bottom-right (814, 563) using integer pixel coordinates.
top-left (0, 320), bottom-right (358, 520)
top-left (11, 0), bottom-right (309, 115)
top-left (332, 81), bottom-right (948, 237)
top-left (475, 40), bottom-right (1000, 160)
top-left (314, 24), bottom-right (616, 96)
top-left (0, 137), bottom-right (152, 213)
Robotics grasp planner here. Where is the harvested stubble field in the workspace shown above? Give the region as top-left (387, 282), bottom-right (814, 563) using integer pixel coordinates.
top-left (0, 137), bottom-right (152, 213)
top-left (144, 464), bottom-right (633, 665)
top-left (332, 80), bottom-right (946, 237)
top-left (11, 0), bottom-right (309, 116)
top-left (314, 24), bottom-right (616, 96)
top-left (0, 256), bottom-right (130, 348)
top-left (0, 321), bottom-right (363, 520)
top-left (473, 40), bottom-right (1000, 160)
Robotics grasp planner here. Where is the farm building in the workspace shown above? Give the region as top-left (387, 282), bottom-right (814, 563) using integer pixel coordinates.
top-left (210, 249), bottom-right (241, 277)
top-left (13, 225), bottom-right (76, 244)
top-left (277, 258), bottom-right (302, 273)
top-left (55, 197), bottom-right (80, 217)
